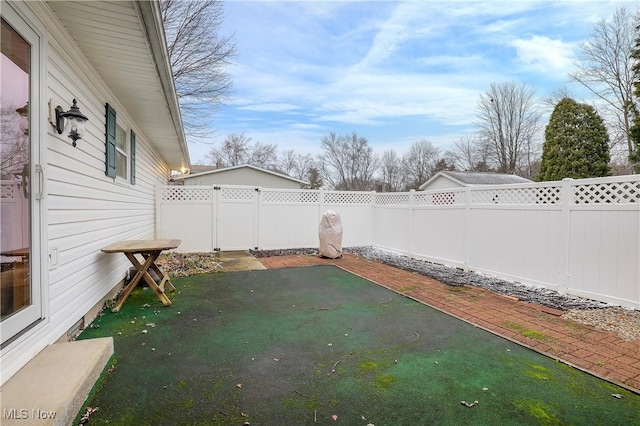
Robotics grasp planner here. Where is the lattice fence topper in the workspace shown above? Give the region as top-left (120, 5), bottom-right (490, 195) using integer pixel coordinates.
top-left (415, 190), bottom-right (467, 206)
top-left (574, 180), bottom-right (640, 204)
top-left (375, 193), bottom-right (411, 206)
top-left (0, 182), bottom-right (16, 199)
top-left (324, 191), bottom-right (374, 204)
top-left (221, 187), bottom-right (255, 201)
top-left (472, 185), bottom-right (561, 205)
top-left (261, 190), bottom-right (319, 204)
top-left (161, 186), bottom-right (212, 202)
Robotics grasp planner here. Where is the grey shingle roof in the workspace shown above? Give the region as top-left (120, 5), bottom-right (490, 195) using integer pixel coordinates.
top-left (419, 171), bottom-right (532, 190)
top-left (440, 171), bottom-right (531, 185)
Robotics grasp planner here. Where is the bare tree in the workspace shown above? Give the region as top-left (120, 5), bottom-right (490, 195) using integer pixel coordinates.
top-left (161, 0), bottom-right (236, 138)
top-left (206, 132), bottom-right (277, 168)
top-left (402, 139), bottom-right (440, 190)
top-left (476, 81), bottom-right (541, 174)
top-left (447, 135), bottom-right (477, 171)
top-left (541, 86), bottom-right (575, 112)
top-left (247, 142), bottom-right (278, 169)
top-left (570, 7), bottom-right (638, 160)
top-left (318, 132), bottom-right (378, 190)
top-left (278, 150), bottom-right (314, 181)
top-left (379, 149), bottom-right (404, 192)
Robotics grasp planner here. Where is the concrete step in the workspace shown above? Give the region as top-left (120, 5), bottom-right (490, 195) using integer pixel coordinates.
top-left (0, 337), bottom-right (113, 426)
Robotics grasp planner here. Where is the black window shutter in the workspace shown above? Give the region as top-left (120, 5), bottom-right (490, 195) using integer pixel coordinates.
top-left (130, 130), bottom-right (136, 184)
top-left (105, 103), bottom-right (117, 177)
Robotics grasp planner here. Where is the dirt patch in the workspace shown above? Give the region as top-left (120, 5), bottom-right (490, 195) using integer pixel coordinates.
top-left (156, 252), bottom-right (223, 277)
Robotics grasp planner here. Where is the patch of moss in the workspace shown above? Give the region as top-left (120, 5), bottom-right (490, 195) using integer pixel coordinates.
top-left (375, 373), bottom-right (397, 388)
top-left (513, 399), bottom-right (564, 426)
top-left (525, 364), bottom-right (550, 381)
top-left (359, 361), bottom-right (379, 375)
top-left (506, 322), bottom-right (550, 340)
top-left (179, 397), bottom-right (195, 409)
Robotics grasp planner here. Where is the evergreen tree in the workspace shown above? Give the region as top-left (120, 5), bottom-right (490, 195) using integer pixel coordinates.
top-left (538, 98), bottom-right (611, 181)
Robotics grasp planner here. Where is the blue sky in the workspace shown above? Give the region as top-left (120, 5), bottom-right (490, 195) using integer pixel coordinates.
top-left (188, 0), bottom-right (633, 164)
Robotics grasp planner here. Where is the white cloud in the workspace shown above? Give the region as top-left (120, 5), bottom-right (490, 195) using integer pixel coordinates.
top-left (511, 35), bottom-right (576, 72)
top-left (195, 0), bottom-right (627, 160)
top-left (238, 103), bottom-right (299, 113)
top-left (351, 2), bottom-right (431, 71)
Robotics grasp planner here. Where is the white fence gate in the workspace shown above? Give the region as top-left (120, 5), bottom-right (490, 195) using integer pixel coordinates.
top-left (157, 175), bottom-right (640, 309)
top-left (157, 185), bottom-right (374, 252)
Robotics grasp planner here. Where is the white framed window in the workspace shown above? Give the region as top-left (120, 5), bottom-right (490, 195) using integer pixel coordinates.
top-left (105, 104), bottom-right (136, 184)
top-left (115, 123), bottom-right (128, 180)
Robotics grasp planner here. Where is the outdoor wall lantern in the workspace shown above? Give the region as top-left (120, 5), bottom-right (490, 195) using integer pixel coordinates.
top-left (55, 99), bottom-right (89, 147)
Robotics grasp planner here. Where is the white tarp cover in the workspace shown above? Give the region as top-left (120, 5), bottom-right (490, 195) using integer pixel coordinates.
top-left (318, 210), bottom-right (343, 258)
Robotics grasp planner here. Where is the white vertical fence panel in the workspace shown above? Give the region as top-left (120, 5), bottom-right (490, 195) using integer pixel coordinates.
top-left (373, 193), bottom-right (412, 254)
top-left (373, 208), bottom-right (412, 254)
top-left (565, 176), bottom-right (640, 306)
top-left (259, 188), bottom-right (320, 249)
top-left (157, 185), bottom-right (215, 252)
top-left (411, 207), bottom-right (467, 266)
top-left (216, 186), bottom-right (258, 250)
top-left (568, 207), bottom-right (640, 305)
top-left (410, 189), bottom-right (467, 266)
top-left (156, 175), bottom-right (640, 308)
top-left (468, 207), bottom-right (563, 289)
top-left (322, 190), bottom-right (374, 247)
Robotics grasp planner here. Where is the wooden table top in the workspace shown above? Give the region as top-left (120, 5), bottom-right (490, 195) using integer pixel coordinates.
top-left (101, 239), bottom-right (181, 253)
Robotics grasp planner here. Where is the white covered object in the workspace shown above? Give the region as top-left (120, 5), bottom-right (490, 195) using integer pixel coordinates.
top-left (318, 210), bottom-right (343, 258)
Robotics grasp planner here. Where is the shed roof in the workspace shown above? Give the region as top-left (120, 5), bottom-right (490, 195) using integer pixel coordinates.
top-left (419, 171), bottom-right (532, 190)
top-left (173, 164), bottom-right (310, 186)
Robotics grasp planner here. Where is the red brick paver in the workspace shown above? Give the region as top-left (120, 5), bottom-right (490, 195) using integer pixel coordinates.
top-left (259, 253), bottom-right (640, 393)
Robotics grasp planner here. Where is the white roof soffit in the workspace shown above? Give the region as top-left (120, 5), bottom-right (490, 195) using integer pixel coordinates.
top-left (47, 0), bottom-right (190, 169)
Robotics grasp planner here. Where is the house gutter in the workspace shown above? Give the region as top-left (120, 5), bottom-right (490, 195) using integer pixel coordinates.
top-left (136, 0), bottom-right (191, 169)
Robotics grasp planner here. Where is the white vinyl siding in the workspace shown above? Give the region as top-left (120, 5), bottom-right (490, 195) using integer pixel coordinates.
top-left (1, 1), bottom-right (173, 384)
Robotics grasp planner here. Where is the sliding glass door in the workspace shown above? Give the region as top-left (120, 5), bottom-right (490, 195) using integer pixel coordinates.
top-left (1, 5), bottom-right (43, 345)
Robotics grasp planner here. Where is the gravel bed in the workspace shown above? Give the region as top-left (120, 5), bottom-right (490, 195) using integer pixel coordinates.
top-left (564, 308), bottom-right (640, 342)
top-left (251, 246), bottom-right (640, 341)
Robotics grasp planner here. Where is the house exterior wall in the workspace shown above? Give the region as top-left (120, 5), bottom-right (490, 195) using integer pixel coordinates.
top-left (421, 175), bottom-right (462, 190)
top-left (1, 2), bottom-right (173, 385)
top-left (181, 168), bottom-right (303, 189)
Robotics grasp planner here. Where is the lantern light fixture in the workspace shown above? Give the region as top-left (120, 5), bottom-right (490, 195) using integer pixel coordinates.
top-left (55, 99), bottom-right (88, 147)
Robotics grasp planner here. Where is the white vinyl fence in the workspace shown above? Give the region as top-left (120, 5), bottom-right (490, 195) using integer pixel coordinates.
top-left (157, 175), bottom-right (640, 309)
top-left (1, 179), bottom-right (30, 254)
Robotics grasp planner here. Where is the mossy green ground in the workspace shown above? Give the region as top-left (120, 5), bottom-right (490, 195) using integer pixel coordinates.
top-left (77, 265), bottom-right (640, 425)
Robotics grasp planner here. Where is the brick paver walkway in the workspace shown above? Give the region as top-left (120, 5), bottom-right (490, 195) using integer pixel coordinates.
top-left (259, 254), bottom-right (640, 394)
